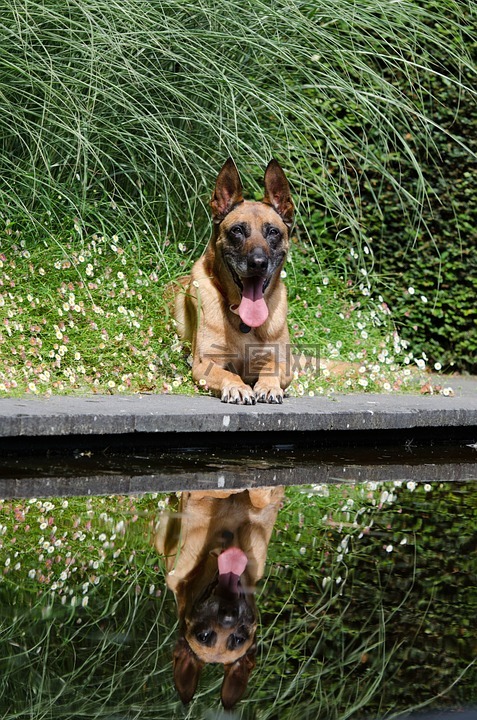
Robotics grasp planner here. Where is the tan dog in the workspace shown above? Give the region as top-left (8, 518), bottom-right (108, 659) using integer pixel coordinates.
top-left (155, 487), bottom-right (284, 709)
top-left (174, 158), bottom-right (294, 404)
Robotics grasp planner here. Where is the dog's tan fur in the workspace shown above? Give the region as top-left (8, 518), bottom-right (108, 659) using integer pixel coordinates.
top-left (174, 158), bottom-right (294, 404)
top-left (155, 487), bottom-right (283, 709)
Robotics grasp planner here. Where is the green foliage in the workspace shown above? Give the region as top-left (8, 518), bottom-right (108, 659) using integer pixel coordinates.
top-left (293, 6), bottom-right (477, 372)
top-left (369, 79), bottom-right (477, 373)
top-left (0, 0), bottom-right (472, 237)
top-left (0, 0), bottom-right (475, 374)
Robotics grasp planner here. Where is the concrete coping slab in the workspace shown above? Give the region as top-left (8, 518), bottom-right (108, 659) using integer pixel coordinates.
top-left (0, 379), bottom-right (476, 496)
top-left (0, 377), bottom-right (476, 438)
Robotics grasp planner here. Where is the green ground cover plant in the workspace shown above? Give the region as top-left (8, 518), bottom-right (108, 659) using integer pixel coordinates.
top-left (1, 0), bottom-right (475, 386)
top-left (0, 225), bottom-right (429, 397)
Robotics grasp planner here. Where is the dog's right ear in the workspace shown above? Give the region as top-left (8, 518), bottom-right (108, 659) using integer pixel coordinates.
top-left (210, 158), bottom-right (244, 224)
top-left (221, 643), bottom-right (257, 710)
top-left (173, 637), bottom-right (204, 705)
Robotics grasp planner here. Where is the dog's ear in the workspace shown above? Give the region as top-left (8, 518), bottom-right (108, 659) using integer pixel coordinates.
top-left (210, 158), bottom-right (244, 223)
top-left (263, 159), bottom-right (294, 227)
top-left (221, 643), bottom-right (257, 710)
top-left (173, 637), bottom-right (204, 705)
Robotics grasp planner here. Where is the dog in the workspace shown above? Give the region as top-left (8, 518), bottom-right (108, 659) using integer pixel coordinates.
top-left (173, 158), bottom-right (294, 404)
top-left (155, 487), bottom-right (284, 709)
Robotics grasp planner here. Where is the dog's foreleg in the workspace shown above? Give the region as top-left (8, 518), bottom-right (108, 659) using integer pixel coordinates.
top-left (192, 359), bottom-right (257, 405)
top-left (253, 361), bottom-right (292, 404)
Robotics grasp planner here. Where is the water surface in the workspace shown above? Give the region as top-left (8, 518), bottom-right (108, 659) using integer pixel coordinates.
top-left (1, 475), bottom-right (476, 719)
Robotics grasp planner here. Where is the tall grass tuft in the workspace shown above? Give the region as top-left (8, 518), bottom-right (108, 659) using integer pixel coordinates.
top-left (1, 0), bottom-right (474, 264)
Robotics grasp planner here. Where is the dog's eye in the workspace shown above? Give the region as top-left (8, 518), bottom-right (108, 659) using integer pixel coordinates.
top-left (228, 633), bottom-right (247, 650)
top-left (229, 224), bottom-right (244, 237)
top-left (266, 226), bottom-right (282, 243)
top-left (196, 630), bottom-right (216, 645)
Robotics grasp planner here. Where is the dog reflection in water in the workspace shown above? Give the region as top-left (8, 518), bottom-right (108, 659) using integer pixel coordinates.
top-left (155, 487), bottom-right (284, 709)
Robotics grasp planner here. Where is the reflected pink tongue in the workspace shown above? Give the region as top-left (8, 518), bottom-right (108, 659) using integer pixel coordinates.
top-left (238, 277), bottom-right (269, 328)
top-left (218, 548), bottom-right (248, 577)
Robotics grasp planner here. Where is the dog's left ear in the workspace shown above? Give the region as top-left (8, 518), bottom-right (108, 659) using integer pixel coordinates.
top-left (210, 157), bottom-right (244, 224)
top-left (173, 637), bottom-right (204, 705)
top-left (221, 643), bottom-right (257, 710)
top-left (263, 159), bottom-right (294, 227)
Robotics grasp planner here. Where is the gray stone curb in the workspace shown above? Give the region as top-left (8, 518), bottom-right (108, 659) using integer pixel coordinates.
top-left (1, 379), bottom-right (476, 496)
top-left (0, 378), bottom-right (476, 438)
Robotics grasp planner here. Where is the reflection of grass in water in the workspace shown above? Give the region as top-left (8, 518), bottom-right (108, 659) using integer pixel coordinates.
top-left (0, 553), bottom-right (177, 718)
top-left (254, 483), bottom-right (477, 719)
top-left (0, 483), bottom-right (476, 718)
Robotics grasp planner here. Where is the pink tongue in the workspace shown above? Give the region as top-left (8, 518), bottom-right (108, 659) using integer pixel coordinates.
top-left (238, 277), bottom-right (269, 328)
top-left (218, 548), bottom-right (248, 577)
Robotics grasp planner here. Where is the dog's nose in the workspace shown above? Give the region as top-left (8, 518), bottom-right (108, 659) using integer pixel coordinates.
top-left (219, 605), bottom-right (239, 627)
top-left (247, 248), bottom-right (268, 274)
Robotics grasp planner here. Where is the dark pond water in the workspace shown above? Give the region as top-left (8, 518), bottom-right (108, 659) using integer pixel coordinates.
top-left (0, 447), bottom-right (476, 719)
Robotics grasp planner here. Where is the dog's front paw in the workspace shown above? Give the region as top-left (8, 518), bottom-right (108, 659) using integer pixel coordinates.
top-left (254, 382), bottom-right (284, 404)
top-left (221, 382), bottom-right (257, 405)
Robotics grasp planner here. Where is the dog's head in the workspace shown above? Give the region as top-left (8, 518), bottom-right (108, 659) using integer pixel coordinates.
top-left (210, 158), bottom-right (294, 328)
top-left (172, 547), bottom-right (257, 709)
